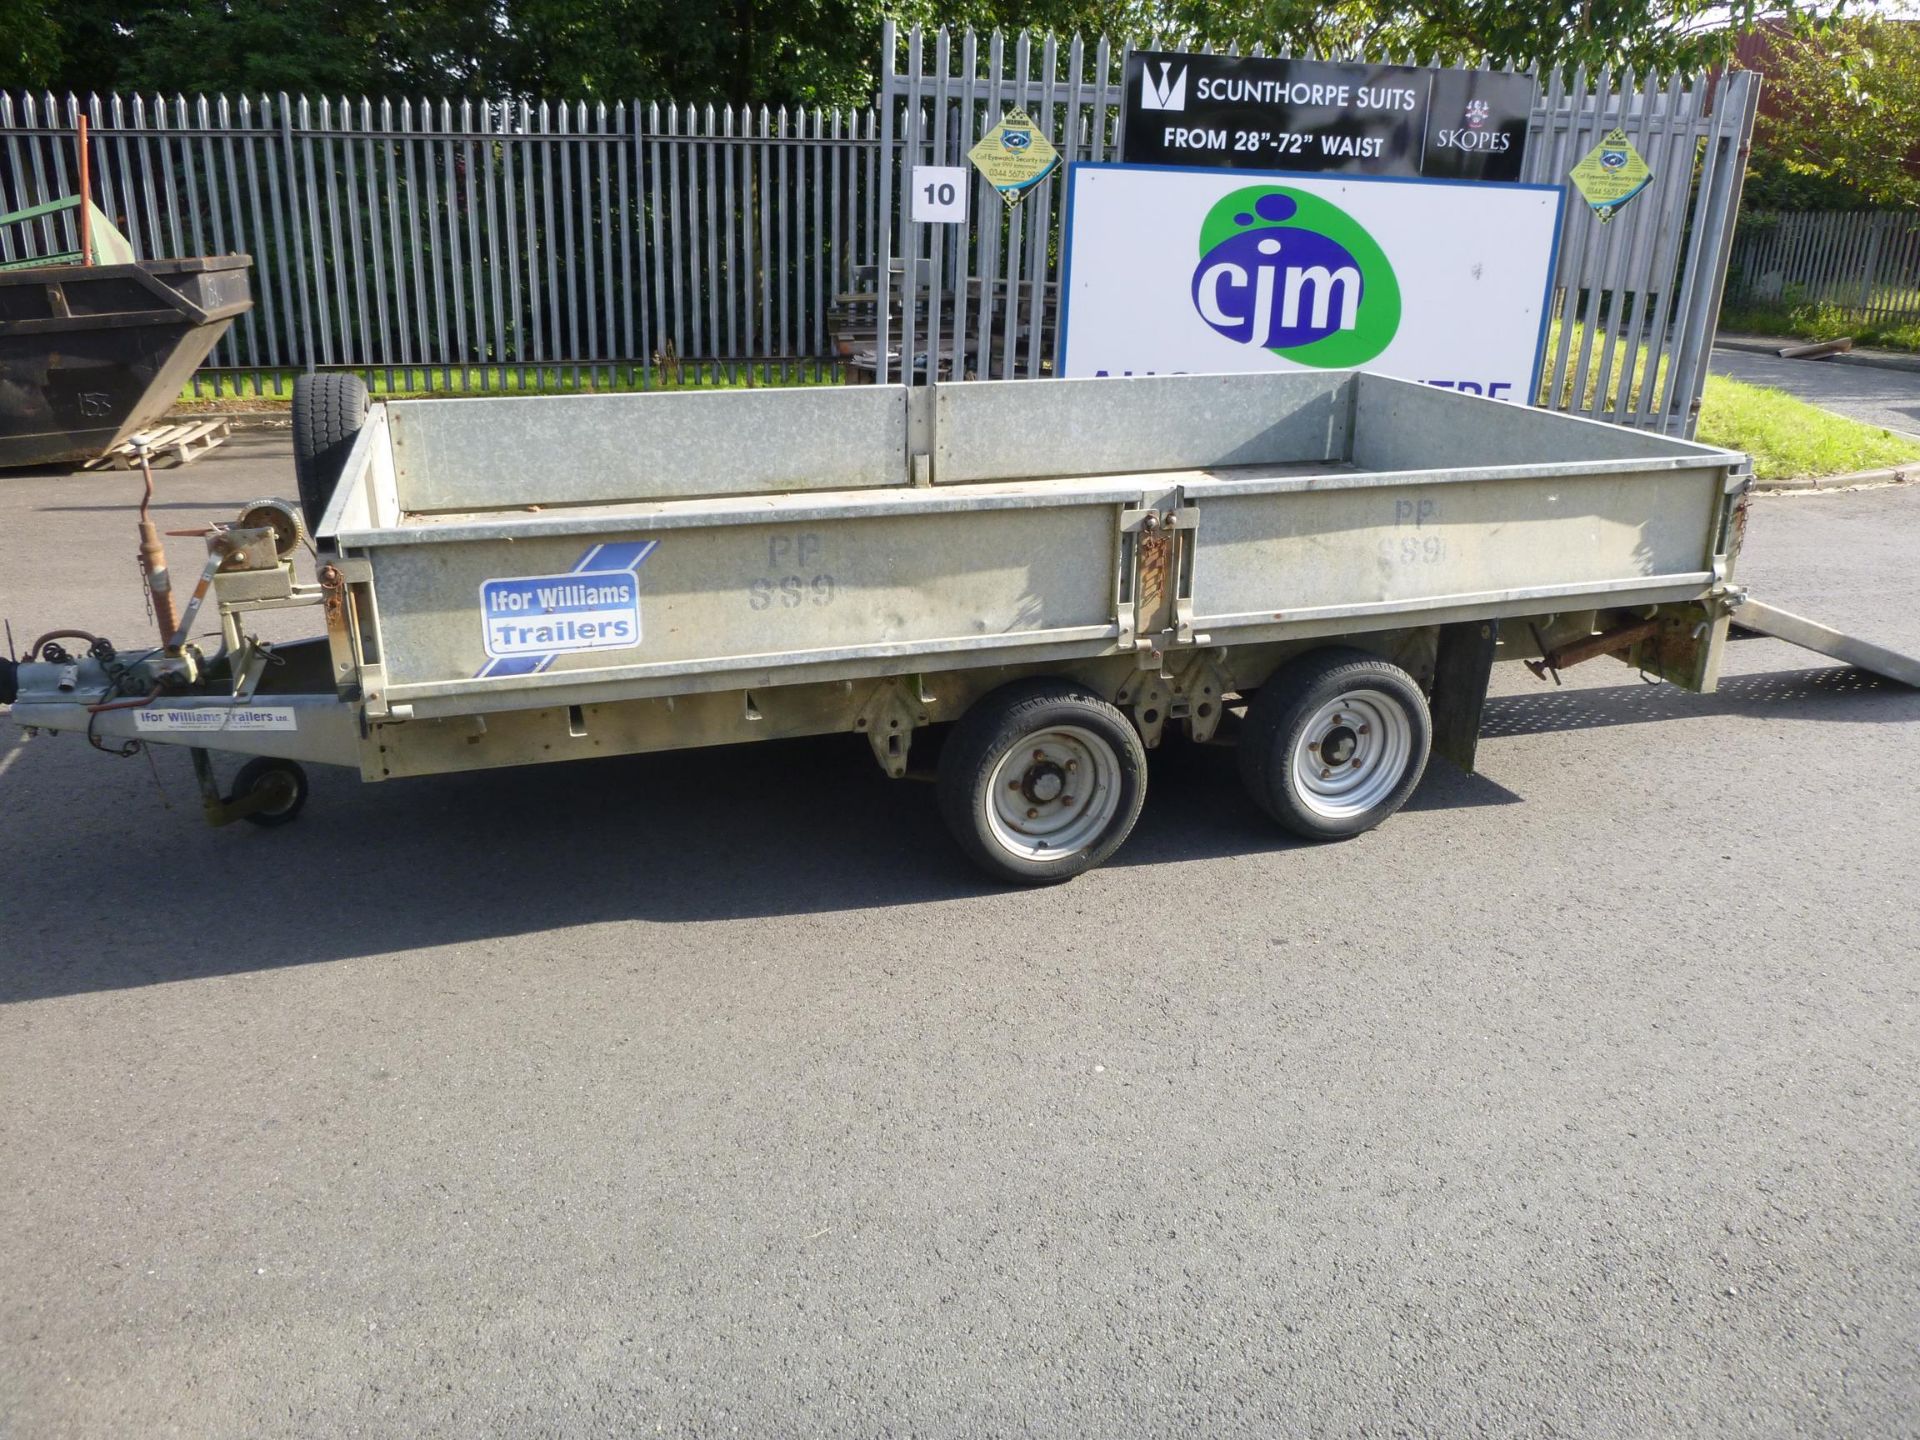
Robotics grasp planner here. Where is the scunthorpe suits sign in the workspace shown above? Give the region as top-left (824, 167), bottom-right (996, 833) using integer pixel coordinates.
top-left (1057, 164), bottom-right (1563, 401)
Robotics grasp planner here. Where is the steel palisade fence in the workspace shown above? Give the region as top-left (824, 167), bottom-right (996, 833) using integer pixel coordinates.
top-left (1728, 209), bottom-right (1920, 329)
top-left (0, 30), bottom-right (1757, 431)
top-left (0, 91), bottom-right (882, 394)
top-left (877, 23), bottom-right (1759, 437)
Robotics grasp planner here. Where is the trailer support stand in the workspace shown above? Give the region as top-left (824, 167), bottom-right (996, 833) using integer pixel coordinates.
top-left (190, 746), bottom-right (294, 827)
top-left (1432, 620), bottom-right (1499, 774)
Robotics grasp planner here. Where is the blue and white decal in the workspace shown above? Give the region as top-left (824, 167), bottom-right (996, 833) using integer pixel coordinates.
top-left (476, 540), bottom-right (658, 678)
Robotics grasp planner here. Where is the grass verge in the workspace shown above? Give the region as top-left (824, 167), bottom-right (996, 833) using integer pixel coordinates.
top-left (1697, 374), bottom-right (1920, 480)
top-left (179, 360), bottom-right (840, 405)
top-left (1537, 319), bottom-right (1920, 479)
top-left (1718, 301), bottom-right (1920, 354)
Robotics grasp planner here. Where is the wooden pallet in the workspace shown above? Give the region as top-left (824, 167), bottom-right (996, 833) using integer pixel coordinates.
top-left (83, 418), bottom-right (232, 470)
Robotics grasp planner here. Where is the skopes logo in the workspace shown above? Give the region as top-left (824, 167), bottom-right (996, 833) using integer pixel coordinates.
top-left (1139, 60), bottom-right (1187, 111)
top-left (1433, 123), bottom-right (1512, 154)
top-left (1190, 186), bottom-right (1401, 368)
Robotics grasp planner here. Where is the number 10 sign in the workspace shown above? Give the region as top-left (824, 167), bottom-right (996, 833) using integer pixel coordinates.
top-left (911, 165), bottom-right (969, 223)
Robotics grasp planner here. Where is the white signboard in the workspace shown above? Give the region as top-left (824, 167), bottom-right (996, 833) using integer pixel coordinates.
top-left (1058, 164), bottom-right (1563, 401)
top-left (911, 165), bottom-right (970, 223)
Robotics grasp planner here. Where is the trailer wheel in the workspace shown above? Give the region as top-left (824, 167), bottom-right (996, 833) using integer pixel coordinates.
top-left (230, 756), bottom-right (309, 828)
top-left (1239, 649), bottom-right (1431, 841)
top-left (938, 680), bottom-right (1147, 885)
top-left (292, 373), bottom-right (369, 536)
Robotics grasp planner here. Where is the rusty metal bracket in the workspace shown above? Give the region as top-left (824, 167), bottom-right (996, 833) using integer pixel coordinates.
top-left (1165, 505), bottom-right (1206, 648)
top-left (1113, 671), bottom-right (1173, 749)
top-left (1119, 506), bottom-right (1168, 664)
top-left (1525, 618), bottom-right (1661, 682)
top-left (1170, 651), bottom-right (1231, 743)
top-left (319, 556), bottom-right (378, 707)
top-left (318, 563), bottom-right (352, 667)
top-left (1525, 621), bottom-right (1561, 685)
top-left (1119, 503), bottom-right (1205, 665)
top-left (855, 675), bottom-right (930, 778)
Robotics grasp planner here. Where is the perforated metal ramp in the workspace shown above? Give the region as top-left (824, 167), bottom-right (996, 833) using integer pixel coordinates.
top-left (1734, 599), bottom-right (1920, 688)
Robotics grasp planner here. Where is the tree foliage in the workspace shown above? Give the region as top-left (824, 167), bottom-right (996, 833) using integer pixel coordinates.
top-left (2, 0), bottom-right (63, 87)
top-left (1149, 0), bottom-right (1782, 74)
top-left (2, 0), bottom-right (1813, 103)
top-left (1745, 18), bottom-right (1920, 211)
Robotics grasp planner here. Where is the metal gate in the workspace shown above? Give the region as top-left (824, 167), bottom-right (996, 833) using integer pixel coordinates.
top-left (1729, 209), bottom-right (1920, 331)
top-left (876, 24), bottom-right (1758, 437)
top-left (0, 92), bottom-right (881, 394)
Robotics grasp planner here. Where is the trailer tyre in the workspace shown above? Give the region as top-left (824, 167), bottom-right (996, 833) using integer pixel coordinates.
top-left (292, 373), bottom-right (369, 536)
top-left (230, 756), bottom-right (309, 828)
top-left (938, 680), bottom-right (1147, 885)
top-left (1239, 649), bottom-right (1431, 841)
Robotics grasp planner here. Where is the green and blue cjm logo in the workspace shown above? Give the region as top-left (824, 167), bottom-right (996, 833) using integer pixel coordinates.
top-left (1190, 186), bottom-right (1401, 368)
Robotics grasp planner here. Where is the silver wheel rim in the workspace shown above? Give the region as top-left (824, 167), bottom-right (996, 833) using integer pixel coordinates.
top-left (985, 724), bottom-right (1123, 862)
top-left (1289, 689), bottom-right (1413, 820)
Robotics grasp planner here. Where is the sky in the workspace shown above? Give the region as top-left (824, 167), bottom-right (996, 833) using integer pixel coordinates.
top-left (1685, 2), bottom-right (1920, 37)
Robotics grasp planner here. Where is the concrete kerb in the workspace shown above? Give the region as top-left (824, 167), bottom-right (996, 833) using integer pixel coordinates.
top-left (1752, 462), bottom-right (1917, 494)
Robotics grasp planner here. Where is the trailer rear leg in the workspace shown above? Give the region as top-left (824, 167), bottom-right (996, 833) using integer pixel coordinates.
top-left (1431, 621), bottom-right (1498, 774)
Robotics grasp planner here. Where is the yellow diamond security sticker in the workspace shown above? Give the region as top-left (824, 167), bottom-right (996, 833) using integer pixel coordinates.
top-left (968, 108), bottom-right (1059, 206)
top-left (1569, 128), bottom-right (1652, 224)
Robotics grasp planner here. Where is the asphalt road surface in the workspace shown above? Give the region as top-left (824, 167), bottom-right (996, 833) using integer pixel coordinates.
top-left (2, 434), bottom-right (1917, 1437)
top-left (1710, 347), bottom-right (1920, 441)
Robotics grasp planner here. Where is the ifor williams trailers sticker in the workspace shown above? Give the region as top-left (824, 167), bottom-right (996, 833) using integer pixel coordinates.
top-left (477, 540), bottom-right (657, 678)
top-left (133, 707), bottom-right (298, 733)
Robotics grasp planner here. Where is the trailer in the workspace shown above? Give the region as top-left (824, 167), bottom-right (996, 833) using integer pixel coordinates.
top-left (4, 370), bottom-right (1916, 882)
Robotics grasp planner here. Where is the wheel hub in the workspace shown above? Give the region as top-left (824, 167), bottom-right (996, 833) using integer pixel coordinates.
top-left (987, 726), bottom-right (1120, 860)
top-left (254, 772), bottom-right (300, 814)
top-left (1319, 723), bottom-right (1357, 766)
top-left (1022, 760), bottom-right (1067, 804)
top-left (1291, 690), bottom-right (1413, 819)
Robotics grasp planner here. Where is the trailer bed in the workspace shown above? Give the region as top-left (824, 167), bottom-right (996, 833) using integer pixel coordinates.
top-left (13, 369), bottom-right (1914, 881)
top-left (311, 371), bottom-right (1742, 724)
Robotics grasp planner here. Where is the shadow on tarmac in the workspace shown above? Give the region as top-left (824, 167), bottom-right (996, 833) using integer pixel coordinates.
top-left (1480, 665), bottom-right (1913, 738)
top-left (2, 666), bottom-right (1912, 1002)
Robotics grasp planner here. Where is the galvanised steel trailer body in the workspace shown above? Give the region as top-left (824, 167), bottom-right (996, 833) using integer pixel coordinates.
top-left (6, 370), bottom-right (1915, 881)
